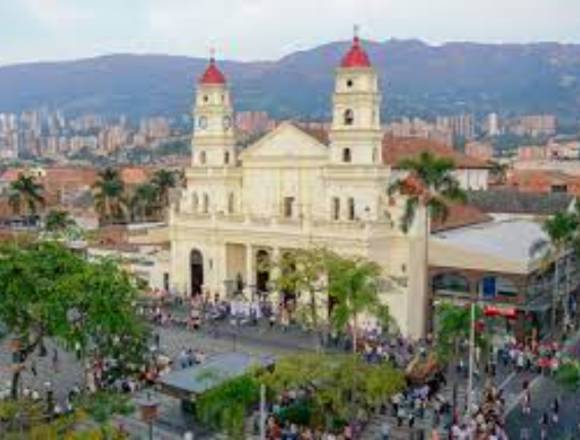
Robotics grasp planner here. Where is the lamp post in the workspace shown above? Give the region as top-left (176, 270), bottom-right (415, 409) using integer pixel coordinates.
top-left (466, 301), bottom-right (476, 416)
top-left (137, 392), bottom-right (160, 440)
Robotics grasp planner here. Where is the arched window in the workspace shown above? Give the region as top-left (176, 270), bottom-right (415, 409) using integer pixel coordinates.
top-left (199, 151), bottom-right (207, 165)
top-left (228, 193), bottom-right (235, 214)
top-left (344, 109), bottom-right (354, 126)
top-left (202, 193), bottom-right (209, 213)
top-left (224, 151), bottom-right (230, 165)
top-left (346, 79), bottom-right (354, 88)
top-left (342, 148), bottom-right (352, 163)
top-left (332, 197), bottom-right (340, 220)
top-left (348, 197), bottom-right (355, 220)
top-left (192, 193), bottom-right (199, 212)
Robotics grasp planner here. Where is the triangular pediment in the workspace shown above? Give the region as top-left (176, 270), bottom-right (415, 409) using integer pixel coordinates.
top-left (240, 122), bottom-right (328, 161)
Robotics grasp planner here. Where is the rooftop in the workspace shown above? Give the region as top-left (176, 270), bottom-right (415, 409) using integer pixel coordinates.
top-left (382, 136), bottom-right (491, 169)
top-left (434, 217), bottom-right (548, 265)
top-left (467, 189), bottom-right (574, 216)
top-left (158, 352), bottom-right (273, 396)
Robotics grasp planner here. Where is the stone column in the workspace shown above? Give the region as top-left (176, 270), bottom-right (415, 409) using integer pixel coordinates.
top-left (271, 247), bottom-right (281, 305)
top-left (244, 244), bottom-right (254, 300)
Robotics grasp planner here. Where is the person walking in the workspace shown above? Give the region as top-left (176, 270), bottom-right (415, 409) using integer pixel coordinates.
top-left (551, 397), bottom-right (560, 424)
top-left (52, 348), bottom-right (59, 372)
top-left (539, 412), bottom-right (549, 440)
top-left (380, 421), bottom-right (390, 440)
top-left (396, 405), bottom-right (405, 427)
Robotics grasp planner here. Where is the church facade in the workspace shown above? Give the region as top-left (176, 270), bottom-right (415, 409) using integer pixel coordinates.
top-left (169, 37), bottom-right (433, 338)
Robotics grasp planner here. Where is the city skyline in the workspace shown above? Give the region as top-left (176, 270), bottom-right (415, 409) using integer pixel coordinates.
top-left (1, 0), bottom-right (580, 66)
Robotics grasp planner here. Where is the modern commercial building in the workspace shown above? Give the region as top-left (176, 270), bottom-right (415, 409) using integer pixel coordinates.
top-left (430, 215), bottom-right (579, 339)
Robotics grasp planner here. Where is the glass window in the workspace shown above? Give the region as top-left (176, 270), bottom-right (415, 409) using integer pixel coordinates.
top-left (344, 109), bottom-right (354, 126)
top-left (202, 193), bottom-right (209, 213)
top-left (332, 197), bottom-right (340, 220)
top-left (283, 197), bottom-right (295, 218)
top-left (348, 197), bottom-right (355, 220)
top-left (342, 148), bottom-right (352, 163)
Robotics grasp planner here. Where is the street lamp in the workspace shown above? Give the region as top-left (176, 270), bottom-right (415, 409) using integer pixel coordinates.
top-left (137, 392), bottom-right (160, 440)
top-left (466, 301), bottom-right (476, 416)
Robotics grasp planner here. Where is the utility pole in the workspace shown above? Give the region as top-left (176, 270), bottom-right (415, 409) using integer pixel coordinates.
top-left (259, 383), bottom-right (266, 440)
top-left (466, 301), bottom-right (476, 416)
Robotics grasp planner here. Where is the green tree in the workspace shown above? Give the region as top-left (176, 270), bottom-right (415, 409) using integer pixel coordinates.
top-left (388, 151), bottom-right (466, 233)
top-left (45, 209), bottom-right (76, 233)
top-left (0, 241), bottom-right (147, 399)
top-left (555, 360), bottom-right (580, 391)
top-left (261, 354), bottom-right (404, 429)
top-left (129, 183), bottom-right (160, 222)
top-left (151, 169), bottom-right (178, 209)
top-left (269, 249), bottom-right (329, 332)
top-left (388, 151), bottom-right (466, 337)
top-left (530, 211), bottom-right (579, 331)
top-left (489, 161), bottom-right (509, 185)
top-left (93, 168), bottom-right (127, 226)
top-left (326, 253), bottom-right (382, 353)
top-left (8, 173), bottom-right (45, 225)
top-left (195, 374), bottom-right (260, 439)
top-left (434, 302), bottom-right (488, 363)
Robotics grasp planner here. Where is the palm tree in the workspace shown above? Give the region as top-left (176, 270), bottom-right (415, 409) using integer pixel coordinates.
top-left (326, 253), bottom-right (381, 353)
top-left (93, 168), bottom-right (127, 226)
top-left (489, 161), bottom-right (509, 185)
top-left (388, 151), bottom-right (466, 337)
top-left (530, 211), bottom-right (579, 332)
top-left (130, 183), bottom-right (160, 222)
top-left (151, 169), bottom-right (177, 211)
top-left (8, 173), bottom-right (45, 226)
top-left (45, 209), bottom-right (76, 233)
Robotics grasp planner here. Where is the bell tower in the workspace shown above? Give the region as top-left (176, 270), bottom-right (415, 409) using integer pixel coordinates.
top-left (329, 30), bottom-right (383, 166)
top-left (192, 52), bottom-right (237, 167)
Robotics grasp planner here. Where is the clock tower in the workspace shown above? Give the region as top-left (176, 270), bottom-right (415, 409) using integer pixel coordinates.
top-left (329, 32), bottom-right (383, 166)
top-left (192, 55), bottom-right (237, 167)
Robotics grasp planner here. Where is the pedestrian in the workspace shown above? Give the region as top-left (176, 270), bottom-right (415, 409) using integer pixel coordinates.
top-left (408, 412), bottom-right (415, 428)
top-left (522, 390), bottom-right (531, 415)
top-left (380, 421), bottom-right (390, 440)
top-left (396, 406), bottom-right (405, 427)
top-left (552, 397), bottom-right (559, 424)
top-left (539, 412), bottom-right (549, 440)
top-left (52, 348), bottom-right (59, 372)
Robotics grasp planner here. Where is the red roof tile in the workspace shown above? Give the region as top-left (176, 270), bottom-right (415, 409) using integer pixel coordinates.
top-left (199, 58), bottom-right (226, 85)
top-left (341, 36), bottom-right (372, 68)
top-left (382, 136), bottom-right (491, 169)
top-left (431, 203), bottom-right (493, 232)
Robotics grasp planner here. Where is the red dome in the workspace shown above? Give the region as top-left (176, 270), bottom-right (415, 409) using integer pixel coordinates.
top-left (340, 36), bottom-right (371, 68)
top-left (199, 58), bottom-right (226, 84)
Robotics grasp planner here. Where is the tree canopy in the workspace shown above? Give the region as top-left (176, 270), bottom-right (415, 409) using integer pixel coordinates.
top-left (0, 241), bottom-right (148, 398)
top-left (261, 353), bottom-right (405, 429)
top-left (388, 151), bottom-right (466, 233)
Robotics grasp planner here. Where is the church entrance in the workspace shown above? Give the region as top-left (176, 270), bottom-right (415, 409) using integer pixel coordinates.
top-left (190, 249), bottom-right (204, 296)
top-left (256, 250), bottom-right (271, 296)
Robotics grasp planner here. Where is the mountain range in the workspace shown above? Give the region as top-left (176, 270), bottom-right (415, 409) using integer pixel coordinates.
top-left (1, 39), bottom-right (579, 124)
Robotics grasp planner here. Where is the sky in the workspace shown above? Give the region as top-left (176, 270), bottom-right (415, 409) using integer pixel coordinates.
top-left (1, 0), bottom-right (579, 66)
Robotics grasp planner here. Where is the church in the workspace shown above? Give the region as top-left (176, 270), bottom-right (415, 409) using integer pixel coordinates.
top-left (169, 35), bottom-right (487, 338)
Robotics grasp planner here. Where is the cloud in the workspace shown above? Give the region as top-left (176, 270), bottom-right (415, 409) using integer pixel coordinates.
top-left (1, 0), bottom-right (579, 65)
top-left (21, 0), bottom-right (93, 31)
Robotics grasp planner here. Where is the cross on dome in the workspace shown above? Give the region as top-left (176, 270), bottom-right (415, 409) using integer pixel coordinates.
top-left (340, 26), bottom-right (372, 68)
top-left (199, 48), bottom-right (227, 85)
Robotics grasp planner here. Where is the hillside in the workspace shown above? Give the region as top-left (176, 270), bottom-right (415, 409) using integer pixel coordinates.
top-left (0, 39), bottom-right (579, 122)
